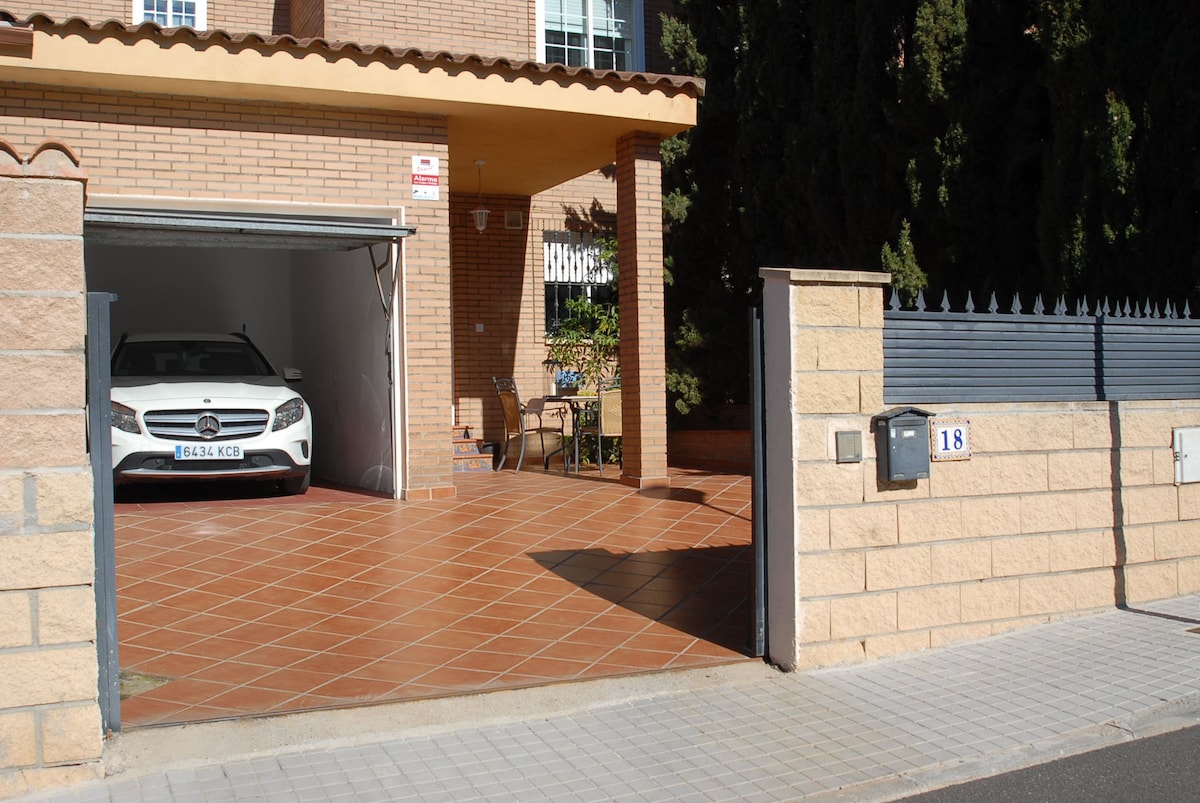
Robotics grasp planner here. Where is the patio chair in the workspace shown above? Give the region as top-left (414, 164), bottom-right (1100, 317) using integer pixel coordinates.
top-left (572, 377), bottom-right (622, 475)
top-left (492, 377), bottom-right (566, 473)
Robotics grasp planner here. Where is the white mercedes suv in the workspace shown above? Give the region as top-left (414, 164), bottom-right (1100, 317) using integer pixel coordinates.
top-left (110, 333), bottom-right (313, 494)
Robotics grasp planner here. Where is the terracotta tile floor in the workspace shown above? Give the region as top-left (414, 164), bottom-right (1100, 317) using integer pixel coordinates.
top-left (114, 467), bottom-right (755, 728)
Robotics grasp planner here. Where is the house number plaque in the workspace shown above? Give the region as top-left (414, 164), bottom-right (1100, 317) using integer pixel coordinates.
top-left (930, 418), bottom-right (971, 461)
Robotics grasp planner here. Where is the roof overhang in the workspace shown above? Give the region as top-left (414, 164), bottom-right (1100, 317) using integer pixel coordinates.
top-left (0, 17), bottom-right (701, 197)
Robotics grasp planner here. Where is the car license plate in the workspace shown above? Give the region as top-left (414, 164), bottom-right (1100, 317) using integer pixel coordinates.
top-left (175, 443), bottom-right (243, 460)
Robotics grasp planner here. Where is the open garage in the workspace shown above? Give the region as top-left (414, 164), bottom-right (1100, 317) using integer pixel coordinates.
top-left (80, 209), bottom-right (757, 730)
top-left (84, 206), bottom-right (414, 497)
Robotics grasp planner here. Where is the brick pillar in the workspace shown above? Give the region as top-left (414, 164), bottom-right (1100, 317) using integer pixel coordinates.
top-left (759, 268), bottom-right (891, 671)
top-left (399, 151), bottom-right (456, 500)
top-left (0, 140), bottom-right (103, 795)
top-left (616, 132), bottom-right (668, 490)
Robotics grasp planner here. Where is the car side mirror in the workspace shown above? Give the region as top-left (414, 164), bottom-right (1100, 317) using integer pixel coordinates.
top-left (283, 367), bottom-right (303, 382)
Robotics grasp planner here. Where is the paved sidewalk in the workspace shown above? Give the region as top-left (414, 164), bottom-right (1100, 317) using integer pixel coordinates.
top-left (24, 595), bottom-right (1200, 802)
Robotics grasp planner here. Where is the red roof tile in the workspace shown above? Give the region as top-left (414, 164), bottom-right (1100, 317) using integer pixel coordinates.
top-left (0, 11), bottom-right (705, 96)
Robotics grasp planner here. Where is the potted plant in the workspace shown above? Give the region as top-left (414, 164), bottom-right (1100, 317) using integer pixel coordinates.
top-left (554, 368), bottom-right (584, 396)
top-left (545, 295), bottom-right (619, 394)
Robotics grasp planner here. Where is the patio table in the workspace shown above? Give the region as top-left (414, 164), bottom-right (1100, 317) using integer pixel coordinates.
top-left (541, 395), bottom-right (597, 473)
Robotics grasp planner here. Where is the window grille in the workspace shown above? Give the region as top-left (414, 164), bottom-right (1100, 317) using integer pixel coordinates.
top-left (544, 231), bottom-right (614, 334)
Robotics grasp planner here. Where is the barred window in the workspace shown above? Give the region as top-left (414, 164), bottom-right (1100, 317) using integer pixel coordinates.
top-left (541, 0), bottom-right (642, 72)
top-left (544, 231), bottom-right (615, 334)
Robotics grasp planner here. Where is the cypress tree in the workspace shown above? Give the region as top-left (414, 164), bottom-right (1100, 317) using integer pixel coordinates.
top-left (661, 0), bottom-right (1200, 420)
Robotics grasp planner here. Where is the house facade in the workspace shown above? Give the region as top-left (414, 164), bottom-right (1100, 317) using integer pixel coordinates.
top-left (0, 0), bottom-right (697, 793)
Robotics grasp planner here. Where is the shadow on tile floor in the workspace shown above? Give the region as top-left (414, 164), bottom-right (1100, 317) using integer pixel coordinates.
top-left (111, 468), bottom-right (757, 727)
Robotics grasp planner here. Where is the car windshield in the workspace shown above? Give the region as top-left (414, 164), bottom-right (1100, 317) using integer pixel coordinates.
top-left (112, 340), bottom-right (274, 378)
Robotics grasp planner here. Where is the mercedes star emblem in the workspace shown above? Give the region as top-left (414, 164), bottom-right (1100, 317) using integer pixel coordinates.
top-left (195, 414), bottom-right (221, 440)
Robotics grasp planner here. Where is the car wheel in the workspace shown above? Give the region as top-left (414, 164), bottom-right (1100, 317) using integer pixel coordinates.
top-left (282, 469), bottom-right (311, 495)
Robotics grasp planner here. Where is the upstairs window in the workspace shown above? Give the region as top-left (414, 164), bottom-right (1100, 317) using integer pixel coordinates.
top-left (540, 0), bottom-right (643, 72)
top-left (135, 0), bottom-right (205, 28)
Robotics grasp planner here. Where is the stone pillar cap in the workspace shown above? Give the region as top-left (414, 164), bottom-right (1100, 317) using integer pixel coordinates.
top-left (759, 267), bottom-right (892, 287)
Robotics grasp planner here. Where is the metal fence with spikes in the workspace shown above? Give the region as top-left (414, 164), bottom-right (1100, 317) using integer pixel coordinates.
top-left (883, 289), bottom-right (1200, 404)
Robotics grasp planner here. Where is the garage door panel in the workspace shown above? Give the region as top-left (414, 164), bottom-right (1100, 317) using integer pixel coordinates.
top-left (85, 208), bottom-right (415, 251)
top-left (84, 206), bottom-right (405, 496)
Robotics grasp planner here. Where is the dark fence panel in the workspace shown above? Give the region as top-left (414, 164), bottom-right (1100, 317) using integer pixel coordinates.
top-left (884, 291), bottom-right (1200, 404)
top-left (1101, 317), bottom-right (1200, 400)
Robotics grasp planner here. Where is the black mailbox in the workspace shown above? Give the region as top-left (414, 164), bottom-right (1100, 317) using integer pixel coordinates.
top-left (873, 407), bottom-right (934, 482)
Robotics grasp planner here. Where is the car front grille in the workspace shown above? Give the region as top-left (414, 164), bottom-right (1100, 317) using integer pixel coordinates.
top-left (143, 409), bottom-right (269, 441)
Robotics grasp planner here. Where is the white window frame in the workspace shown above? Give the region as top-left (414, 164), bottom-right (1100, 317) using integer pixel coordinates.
top-left (536, 0), bottom-right (645, 72)
top-left (133, 0), bottom-right (206, 29)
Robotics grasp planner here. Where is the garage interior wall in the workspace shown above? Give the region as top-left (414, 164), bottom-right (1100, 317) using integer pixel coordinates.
top-left (85, 244), bottom-right (396, 494)
top-left (85, 246), bottom-right (296, 363)
top-left (292, 247), bottom-right (396, 493)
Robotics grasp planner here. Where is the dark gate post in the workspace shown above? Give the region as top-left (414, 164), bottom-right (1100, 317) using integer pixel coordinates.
top-left (750, 305), bottom-right (766, 657)
top-left (88, 291), bottom-right (120, 733)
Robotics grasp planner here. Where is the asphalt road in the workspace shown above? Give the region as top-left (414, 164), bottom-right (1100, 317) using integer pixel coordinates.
top-left (897, 724), bottom-right (1200, 802)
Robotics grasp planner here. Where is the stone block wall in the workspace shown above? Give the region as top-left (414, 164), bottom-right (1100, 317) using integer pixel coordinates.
top-left (0, 141), bottom-right (103, 797)
top-left (761, 268), bottom-right (1200, 671)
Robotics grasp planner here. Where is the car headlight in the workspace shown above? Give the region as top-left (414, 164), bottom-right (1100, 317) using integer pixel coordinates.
top-left (111, 401), bottom-right (140, 434)
top-left (273, 398), bottom-right (305, 431)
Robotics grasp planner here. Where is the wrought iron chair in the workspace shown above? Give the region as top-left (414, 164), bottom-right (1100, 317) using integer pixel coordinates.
top-left (492, 377), bottom-right (566, 472)
top-left (572, 377), bottom-right (622, 475)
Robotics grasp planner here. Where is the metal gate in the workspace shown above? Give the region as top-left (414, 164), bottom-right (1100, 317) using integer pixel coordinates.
top-left (750, 305), bottom-right (767, 657)
top-left (87, 292), bottom-right (120, 733)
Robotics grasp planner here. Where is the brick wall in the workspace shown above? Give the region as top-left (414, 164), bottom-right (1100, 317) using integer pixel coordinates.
top-left (7, 0), bottom-right (673, 68)
top-left (212, 0), bottom-right (284, 35)
top-left (287, 0), bottom-right (318, 38)
top-left (615, 132), bottom-right (667, 488)
top-left (531, 171), bottom-right (618, 225)
top-left (7, 0), bottom-right (529, 58)
top-left (324, 0), bottom-right (532, 58)
top-left (451, 192), bottom-right (541, 448)
top-left (0, 84), bottom-right (439, 205)
top-left (2, 86), bottom-right (456, 496)
top-left (320, 0), bottom-right (670, 69)
top-left (4, 1), bottom-right (123, 25)
top-left (0, 141), bottom-right (103, 797)
top-left (5, 0), bottom-right (283, 35)
top-left (453, 170), bottom-right (618, 454)
top-left (399, 148), bottom-right (454, 498)
top-left (668, 430), bottom-right (752, 472)
top-left (762, 268), bottom-right (1200, 671)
